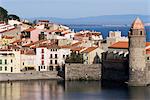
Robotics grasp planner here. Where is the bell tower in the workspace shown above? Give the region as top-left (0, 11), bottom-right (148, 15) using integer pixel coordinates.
top-left (128, 17), bottom-right (148, 86)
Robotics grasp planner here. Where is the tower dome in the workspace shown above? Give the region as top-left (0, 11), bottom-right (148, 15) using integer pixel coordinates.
top-left (131, 17), bottom-right (144, 29)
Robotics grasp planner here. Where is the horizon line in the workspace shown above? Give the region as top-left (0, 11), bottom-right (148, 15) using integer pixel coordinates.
top-left (22, 14), bottom-right (150, 19)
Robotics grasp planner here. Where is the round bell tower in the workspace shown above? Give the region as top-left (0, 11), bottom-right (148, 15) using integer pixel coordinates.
top-left (128, 17), bottom-right (147, 86)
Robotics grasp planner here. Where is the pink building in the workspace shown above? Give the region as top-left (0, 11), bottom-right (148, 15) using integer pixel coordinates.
top-left (21, 28), bottom-right (43, 42)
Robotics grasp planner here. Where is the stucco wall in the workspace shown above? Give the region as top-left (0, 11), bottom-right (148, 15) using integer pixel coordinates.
top-left (65, 64), bottom-right (101, 80)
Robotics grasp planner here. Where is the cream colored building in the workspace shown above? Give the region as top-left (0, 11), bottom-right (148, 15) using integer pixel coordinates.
top-left (107, 31), bottom-right (128, 47)
top-left (0, 50), bottom-right (21, 73)
top-left (20, 50), bottom-right (36, 71)
top-left (82, 47), bottom-right (104, 64)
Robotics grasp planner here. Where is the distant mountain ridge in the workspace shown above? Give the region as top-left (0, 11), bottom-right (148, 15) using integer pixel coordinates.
top-left (25, 14), bottom-right (150, 25)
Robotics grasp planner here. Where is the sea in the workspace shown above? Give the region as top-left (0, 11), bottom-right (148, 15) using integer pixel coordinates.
top-left (67, 25), bottom-right (150, 42)
top-left (0, 80), bottom-right (149, 100)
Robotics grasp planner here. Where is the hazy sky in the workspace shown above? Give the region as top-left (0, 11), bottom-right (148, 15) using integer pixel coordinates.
top-left (0, 0), bottom-right (150, 18)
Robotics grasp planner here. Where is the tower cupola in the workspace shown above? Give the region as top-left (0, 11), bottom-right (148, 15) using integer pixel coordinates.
top-left (131, 17), bottom-right (144, 29)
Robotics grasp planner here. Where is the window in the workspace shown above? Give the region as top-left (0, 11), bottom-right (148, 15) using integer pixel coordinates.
top-left (49, 66), bottom-right (53, 71)
top-left (5, 59), bottom-right (7, 64)
top-left (63, 55), bottom-right (65, 58)
top-left (50, 60), bottom-right (53, 64)
top-left (55, 60), bottom-right (57, 64)
top-left (42, 61), bottom-right (44, 65)
top-left (42, 49), bottom-right (44, 53)
top-left (66, 55), bottom-right (69, 58)
top-left (23, 62), bottom-right (24, 65)
top-left (11, 59), bottom-right (13, 63)
top-left (43, 66), bottom-right (45, 69)
top-left (5, 66), bottom-right (7, 71)
top-left (55, 54), bottom-right (57, 58)
top-left (42, 55), bottom-right (44, 59)
top-left (50, 54), bottom-right (53, 58)
top-left (0, 67), bottom-right (2, 71)
top-left (147, 57), bottom-right (150, 60)
top-left (0, 60), bottom-right (2, 64)
top-left (140, 31), bottom-right (143, 35)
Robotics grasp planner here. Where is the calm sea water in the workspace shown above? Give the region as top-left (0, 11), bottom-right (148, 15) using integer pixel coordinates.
top-left (0, 80), bottom-right (149, 100)
top-left (68, 25), bottom-right (150, 42)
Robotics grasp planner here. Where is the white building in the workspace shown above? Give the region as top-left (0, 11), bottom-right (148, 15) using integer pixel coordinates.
top-left (8, 19), bottom-right (21, 26)
top-left (36, 46), bottom-right (49, 71)
top-left (35, 44), bottom-right (71, 71)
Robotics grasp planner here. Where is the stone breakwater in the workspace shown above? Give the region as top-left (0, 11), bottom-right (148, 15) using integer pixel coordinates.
top-left (65, 64), bottom-right (101, 81)
top-left (0, 71), bottom-right (62, 82)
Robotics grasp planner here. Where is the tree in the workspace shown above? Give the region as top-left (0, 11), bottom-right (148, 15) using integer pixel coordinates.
top-left (8, 14), bottom-right (20, 21)
top-left (0, 6), bottom-right (8, 22)
top-left (65, 52), bottom-right (84, 63)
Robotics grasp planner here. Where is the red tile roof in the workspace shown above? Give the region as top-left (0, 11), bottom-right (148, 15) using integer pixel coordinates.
top-left (24, 28), bottom-right (35, 32)
top-left (146, 42), bottom-right (150, 46)
top-left (109, 42), bottom-right (128, 49)
top-left (146, 48), bottom-right (150, 54)
top-left (2, 36), bottom-right (14, 39)
top-left (0, 28), bottom-right (16, 33)
top-left (11, 39), bottom-right (22, 44)
top-left (71, 47), bottom-right (85, 52)
top-left (71, 41), bottom-right (82, 46)
top-left (109, 41), bottom-right (150, 49)
top-left (38, 20), bottom-right (49, 22)
top-left (82, 47), bottom-right (98, 53)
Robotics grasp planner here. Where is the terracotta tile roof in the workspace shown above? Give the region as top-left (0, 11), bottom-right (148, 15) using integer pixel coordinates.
top-left (0, 27), bottom-right (16, 33)
top-left (146, 42), bottom-right (150, 46)
top-left (82, 47), bottom-right (98, 53)
top-left (50, 29), bottom-right (63, 33)
top-left (38, 20), bottom-right (49, 22)
top-left (23, 40), bottom-right (47, 47)
top-left (71, 47), bottom-right (85, 52)
top-left (21, 49), bottom-right (35, 55)
top-left (25, 50), bottom-right (35, 55)
top-left (71, 41), bottom-right (82, 46)
top-left (60, 41), bottom-right (82, 49)
top-left (60, 45), bottom-right (72, 49)
top-left (109, 41), bottom-right (128, 49)
top-left (24, 28), bottom-right (35, 32)
top-left (109, 41), bottom-right (150, 49)
top-left (11, 39), bottom-right (22, 44)
top-left (2, 36), bottom-right (14, 39)
top-left (146, 48), bottom-right (150, 54)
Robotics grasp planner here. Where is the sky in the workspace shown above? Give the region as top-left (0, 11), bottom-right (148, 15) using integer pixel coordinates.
top-left (0, 0), bottom-right (150, 18)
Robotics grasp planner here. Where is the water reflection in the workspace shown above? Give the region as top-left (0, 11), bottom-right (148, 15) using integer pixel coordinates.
top-left (0, 80), bottom-right (149, 100)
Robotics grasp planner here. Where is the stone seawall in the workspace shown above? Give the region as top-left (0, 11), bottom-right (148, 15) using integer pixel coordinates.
top-left (65, 64), bottom-right (101, 80)
top-left (146, 63), bottom-right (150, 85)
top-left (0, 71), bottom-right (62, 82)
